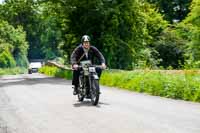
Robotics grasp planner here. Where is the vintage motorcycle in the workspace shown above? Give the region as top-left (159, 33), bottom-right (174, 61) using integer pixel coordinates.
top-left (77, 60), bottom-right (102, 105)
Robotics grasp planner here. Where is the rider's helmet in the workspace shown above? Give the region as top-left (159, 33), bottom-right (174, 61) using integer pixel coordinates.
top-left (81, 35), bottom-right (90, 43)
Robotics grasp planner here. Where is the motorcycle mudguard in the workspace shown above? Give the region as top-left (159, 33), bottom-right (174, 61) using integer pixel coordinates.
top-left (92, 74), bottom-right (99, 79)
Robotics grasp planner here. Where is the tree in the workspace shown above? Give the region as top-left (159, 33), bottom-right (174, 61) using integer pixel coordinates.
top-left (0, 0), bottom-right (45, 59)
top-left (0, 0), bottom-right (171, 69)
top-left (38, 2), bottom-right (64, 60)
top-left (34, 0), bottom-right (168, 69)
top-left (0, 0), bottom-right (64, 60)
top-left (147, 0), bottom-right (192, 23)
top-left (0, 20), bottom-right (28, 67)
top-left (153, 27), bottom-right (186, 69)
top-left (45, 0), bottom-right (163, 69)
top-left (183, 0), bottom-right (200, 68)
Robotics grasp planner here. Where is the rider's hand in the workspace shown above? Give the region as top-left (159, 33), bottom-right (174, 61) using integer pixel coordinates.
top-left (72, 64), bottom-right (78, 70)
top-left (101, 63), bottom-right (106, 69)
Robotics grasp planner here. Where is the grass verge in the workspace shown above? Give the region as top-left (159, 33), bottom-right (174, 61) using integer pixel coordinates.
top-left (101, 70), bottom-right (200, 102)
top-left (0, 67), bottom-right (27, 75)
top-left (39, 66), bottom-right (200, 102)
top-left (39, 66), bottom-right (72, 80)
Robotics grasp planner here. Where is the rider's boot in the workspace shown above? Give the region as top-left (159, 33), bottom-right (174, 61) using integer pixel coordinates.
top-left (73, 85), bottom-right (78, 95)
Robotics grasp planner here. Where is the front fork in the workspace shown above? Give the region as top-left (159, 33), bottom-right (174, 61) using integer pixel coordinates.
top-left (79, 73), bottom-right (87, 96)
top-left (88, 72), bottom-right (99, 91)
top-left (80, 72), bottom-right (99, 96)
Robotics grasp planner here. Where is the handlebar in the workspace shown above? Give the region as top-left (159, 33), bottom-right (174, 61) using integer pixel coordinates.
top-left (72, 65), bottom-right (106, 70)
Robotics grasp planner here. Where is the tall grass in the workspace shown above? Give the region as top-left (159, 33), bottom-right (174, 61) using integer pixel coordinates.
top-left (39, 66), bottom-right (200, 102)
top-left (100, 70), bottom-right (200, 102)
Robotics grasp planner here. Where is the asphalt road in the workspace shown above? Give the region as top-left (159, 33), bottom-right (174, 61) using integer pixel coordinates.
top-left (0, 73), bottom-right (200, 133)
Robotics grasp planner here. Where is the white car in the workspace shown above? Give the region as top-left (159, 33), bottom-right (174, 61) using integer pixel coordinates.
top-left (28, 62), bottom-right (42, 74)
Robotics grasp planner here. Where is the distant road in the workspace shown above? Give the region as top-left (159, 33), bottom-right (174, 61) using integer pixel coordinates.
top-left (0, 73), bottom-right (200, 133)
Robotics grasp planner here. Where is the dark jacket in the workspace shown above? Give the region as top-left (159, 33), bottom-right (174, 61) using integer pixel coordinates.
top-left (70, 44), bottom-right (105, 65)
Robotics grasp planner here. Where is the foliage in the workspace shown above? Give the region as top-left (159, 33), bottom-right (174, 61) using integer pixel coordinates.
top-left (0, 67), bottom-right (27, 75)
top-left (141, 2), bottom-right (168, 44)
top-left (42, 0), bottom-right (168, 69)
top-left (0, 0), bottom-right (199, 69)
top-left (0, 0), bottom-right (42, 59)
top-left (39, 66), bottom-right (72, 79)
top-left (56, 0), bottom-right (145, 69)
top-left (0, 0), bottom-right (62, 60)
top-left (38, 2), bottom-right (64, 60)
top-left (0, 20), bottom-right (28, 68)
top-left (182, 0), bottom-right (200, 68)
top-left (152, 27), bottom-right (186, 69)
top-left (184, 0), bottom-right (200, 26)
top-left (39, 65), bottom-right (200, 102)
top-left (147, 0), bottom-right (192, 23)
top-left (0, 48), bottom-right (16, 68)
top-left (100, 70), bottom-right (200, 102)
top-left (137, 2), bottom-right (168, 68)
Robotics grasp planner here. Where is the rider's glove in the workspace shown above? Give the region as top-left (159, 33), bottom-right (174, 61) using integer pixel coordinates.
top-left (101, 63), bottom-right (106, 69)
top-left (72, 64), bottom-right (78, 70)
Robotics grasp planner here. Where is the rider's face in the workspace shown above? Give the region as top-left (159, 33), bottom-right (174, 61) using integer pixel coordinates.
top-left (83, 41), bottom-right (90, 49)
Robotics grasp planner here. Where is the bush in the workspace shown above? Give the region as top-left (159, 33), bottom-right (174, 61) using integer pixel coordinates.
top-left (15, 54), bottom-right (29, 68)
top-left (0, 67), bottom-right (27, 75)
top-left (39, 66), bottom-right (72, 80)
top-left (0, 49), bottom-right (16, 68)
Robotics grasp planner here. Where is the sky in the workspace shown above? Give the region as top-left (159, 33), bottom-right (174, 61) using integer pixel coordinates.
top-left (0, 0), bottom-right (4, 4)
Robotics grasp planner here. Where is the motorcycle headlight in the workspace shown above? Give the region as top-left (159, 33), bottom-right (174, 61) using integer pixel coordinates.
top-left (89, 67), bottom-right (96, 72)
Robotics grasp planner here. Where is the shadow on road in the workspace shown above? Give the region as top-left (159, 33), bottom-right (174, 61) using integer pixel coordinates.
top-left (0, 75), bottom-right (71, 88)
top-left (73, 100), bottom-right (110, 108)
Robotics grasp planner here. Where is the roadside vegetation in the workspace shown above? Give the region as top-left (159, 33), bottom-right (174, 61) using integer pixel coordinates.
top-left (39, 66), bottom-right (200, 102)
top-left (39, 66), bottom-right (72, 80)
top-left (0, 67), bottom-right (27, 76)
top-left (0, 0), bottom-right (199, 70)
top-left (101, 70), bottom-right (200, 102)
top-left (0, 21), bottom-right (28, 76)
top-left (0, 21), bottom-right (29, 68)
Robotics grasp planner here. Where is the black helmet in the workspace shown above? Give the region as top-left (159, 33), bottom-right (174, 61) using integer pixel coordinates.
top-left (81, 35), bottom-right (90, 42)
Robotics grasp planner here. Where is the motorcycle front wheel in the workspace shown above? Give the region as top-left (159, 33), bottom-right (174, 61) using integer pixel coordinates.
top-left (90, 79), bottom-right (100, 105)
top-left (77, 77), bottom-right (84, 101)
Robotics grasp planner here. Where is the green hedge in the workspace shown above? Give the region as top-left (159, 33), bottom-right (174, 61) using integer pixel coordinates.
top-left (39, 66), bottom-right (72, 80)
top-left (39, 66), bottom-right (200, 102)
top-left (0, 49), bottom-right (16, 68)
top-left (0, 67), bottom-right (27, 75)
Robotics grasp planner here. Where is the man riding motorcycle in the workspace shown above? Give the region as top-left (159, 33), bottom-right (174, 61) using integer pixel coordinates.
top-left (70, 35), bottom-right (106, 95)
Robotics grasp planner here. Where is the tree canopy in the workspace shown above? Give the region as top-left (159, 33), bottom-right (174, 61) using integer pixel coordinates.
top-left (0, 20), bottom-right (28, 68)
top-left (147, 0), bottom-right (192, 23)
top-left (0, 0), bottom-right (199, 69)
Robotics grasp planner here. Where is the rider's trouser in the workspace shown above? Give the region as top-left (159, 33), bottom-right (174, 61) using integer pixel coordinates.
top-left (72, 68), bottom-right (102, 86)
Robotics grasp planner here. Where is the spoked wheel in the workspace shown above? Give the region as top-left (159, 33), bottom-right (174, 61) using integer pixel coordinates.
top-left (90, 79), bottom-right (100, 105)
top-left (77, 77), bottom-right (84, 101)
